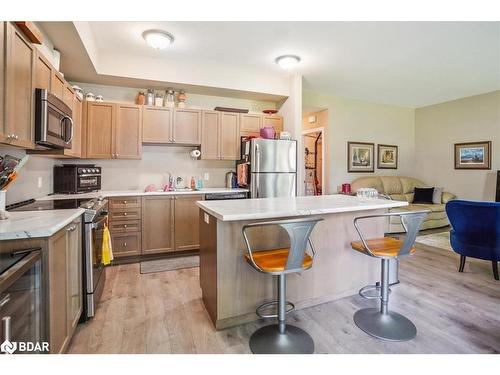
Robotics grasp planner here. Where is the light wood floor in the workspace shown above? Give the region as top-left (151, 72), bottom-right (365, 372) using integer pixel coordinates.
top-left (68, 243), bottom-right (500, 354)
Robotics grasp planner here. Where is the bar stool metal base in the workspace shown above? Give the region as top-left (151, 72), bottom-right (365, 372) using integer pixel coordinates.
top-left (353, 308), bottom-right (417, 342)
top-left (249, 325), bottom-right (315, 354)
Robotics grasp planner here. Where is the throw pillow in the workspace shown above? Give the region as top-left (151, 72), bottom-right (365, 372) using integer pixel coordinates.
top-left (413, 187), bottom-right (435, 204)
top-left (432, 187), bottom-right (443, 204)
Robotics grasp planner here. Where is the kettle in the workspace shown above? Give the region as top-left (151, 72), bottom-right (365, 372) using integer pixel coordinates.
top-left (225, 171), bottom-right (237, 189)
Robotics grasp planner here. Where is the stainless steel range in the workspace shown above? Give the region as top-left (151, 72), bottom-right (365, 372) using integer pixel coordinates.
top-left (7, 196), bottom-right (109, 321)
top-left (79, 197), bottom-right (108, 320)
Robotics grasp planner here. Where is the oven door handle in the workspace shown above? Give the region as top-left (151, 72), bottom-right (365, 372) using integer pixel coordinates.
top-left (92, 215), bottom-right (108, 230)
top-left (0, 250), bottom-right (42, 294)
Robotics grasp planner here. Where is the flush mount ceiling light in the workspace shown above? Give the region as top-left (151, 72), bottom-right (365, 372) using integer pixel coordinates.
top-left (275, 55), bottom-right (301, 70)
top-left (142, 30), bottom-right (174, 50)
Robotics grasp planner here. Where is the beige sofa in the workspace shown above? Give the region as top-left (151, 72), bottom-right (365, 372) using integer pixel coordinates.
top-left (351, 176), bottom-right (456, 233)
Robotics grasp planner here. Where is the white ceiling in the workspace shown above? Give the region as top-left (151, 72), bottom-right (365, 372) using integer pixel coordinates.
top-left (42, 21), bottom-right (500, 107)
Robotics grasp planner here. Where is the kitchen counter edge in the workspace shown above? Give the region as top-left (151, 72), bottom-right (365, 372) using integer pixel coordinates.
top-left (0, 208), bottom-right (85, 241)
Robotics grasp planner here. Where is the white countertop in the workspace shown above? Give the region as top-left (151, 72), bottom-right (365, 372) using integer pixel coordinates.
top-left (196, 194), bottom-right (408, 221)
top-left (38, 188), bottom-right (249, 201)
top-left (0, 208), bottom-right (85, 241)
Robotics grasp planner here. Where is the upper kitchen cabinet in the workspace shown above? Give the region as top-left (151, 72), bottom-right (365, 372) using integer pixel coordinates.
top-left (220, 112), bottom-right (240, 160)
top-left (201, 110), bottom-right (219, 160)
top-left (172, 108), bottom-right (201, 145)
top-left (65, 95), bottom-right (83, 158)
top-left (85, 101), bottom-right (114, 159)
top-left (51, 70), bottom-right (65, 100)
top-left (142, 106), bottom-right (173, 143)
top-left (34, 49), bottom-right (52, 91)
top-left (2, 22), bottom-right (35, 149)
top-left (240, 113), bottom-right (261, 134)
top-left (62, 84), bottom-right (75, 109)
top-left (201, 110), bottom-right (240, 160)
top-left (115, 104), bottom-right (142, 159)
top-left (85, 101), bottom-right (142, 159)
top-left (262, 114), bottom-right (284, 135)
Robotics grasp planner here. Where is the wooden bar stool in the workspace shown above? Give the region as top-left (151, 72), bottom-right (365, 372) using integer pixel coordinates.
top-left (350, 210), bottom-right (429, 341)
top-left (242, 217), bottom-right (323, 354)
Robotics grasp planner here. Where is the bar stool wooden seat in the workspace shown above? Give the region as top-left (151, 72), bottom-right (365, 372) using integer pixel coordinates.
top-left (242, 217), bottom-right (323, 354)
top-left (350, 210), bottom-right (429, 342)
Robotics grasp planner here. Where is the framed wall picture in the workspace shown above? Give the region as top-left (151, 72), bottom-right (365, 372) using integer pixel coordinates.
top-left (377, 144), bottom-right (398, 169)
top-left (348, 142), bottom-right (375, 172)
top-left (454, 141), bottom-right (491, 170)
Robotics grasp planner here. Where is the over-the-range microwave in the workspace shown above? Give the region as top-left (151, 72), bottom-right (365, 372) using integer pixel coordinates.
top-left (34, 88), bottom-right (74, 149)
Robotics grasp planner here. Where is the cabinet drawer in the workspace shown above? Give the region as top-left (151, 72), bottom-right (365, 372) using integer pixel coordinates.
top-left (112, 232), bottom-right (141, 258)
top-left (109, 197), bottom-right (141, 210)
top-left (109, 220), bottom-right (141, 233)
top-left (109, 207), bottom-right (142, 221)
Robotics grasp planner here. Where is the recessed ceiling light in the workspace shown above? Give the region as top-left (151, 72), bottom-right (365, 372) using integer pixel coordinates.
top-left (275, 55), bottom-right (301, 70)
top-left (142, 30), bottom-right (174, 50)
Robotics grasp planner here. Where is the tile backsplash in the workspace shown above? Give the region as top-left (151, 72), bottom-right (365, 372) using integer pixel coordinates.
top-left (68, 146), bottom-right (235, 190)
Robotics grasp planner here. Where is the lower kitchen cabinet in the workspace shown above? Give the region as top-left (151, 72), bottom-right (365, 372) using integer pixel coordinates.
top-left (66, 219), bottom-right (83, 335)
top-left (108, 195), bottom-right (207, 258)
top-left (174, 195), bottom-right (204, 251)
top-left (108, 196), bottom-right (142, 258)
top-left (141, 196), bottom-right (175, 255)
top-left (48, 218), bottom-right (82, 354)
top-left (112, 232), bottom-right (142, 258)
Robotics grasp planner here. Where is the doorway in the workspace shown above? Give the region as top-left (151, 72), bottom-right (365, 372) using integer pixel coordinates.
top-left (302, 127), bottom-right (324, 196)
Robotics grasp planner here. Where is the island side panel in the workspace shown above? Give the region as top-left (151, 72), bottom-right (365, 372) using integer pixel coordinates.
top-left (214, 210), bottom-right (386, 329)
top-left (199, 210), bottom-right (218, 325)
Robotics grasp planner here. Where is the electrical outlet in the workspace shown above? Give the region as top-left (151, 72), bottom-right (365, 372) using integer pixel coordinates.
top-left (204, 172), bottom-right (210, 181)
top-left (37, 177), bottom-right (43, 188)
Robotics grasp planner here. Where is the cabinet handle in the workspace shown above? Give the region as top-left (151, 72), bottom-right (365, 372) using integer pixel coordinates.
top-left (123, 242), bottom-right (127, 247)
top-left (123, 201), bottom-right (127, 204)
top-left (123, 224), bottom-right (127, 228)
top-left (14, 135), bottom-right (18, 140)
top-left (123, 212), bottom-right (128, 216)
top-left (67, 225), bottom-right (76, 231)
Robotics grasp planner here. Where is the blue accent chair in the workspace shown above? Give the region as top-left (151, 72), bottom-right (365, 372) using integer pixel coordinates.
top-left (445, 200), bottom-right (500, 280)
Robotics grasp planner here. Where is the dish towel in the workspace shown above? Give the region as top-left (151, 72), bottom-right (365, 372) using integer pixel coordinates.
top-left (102, 224), bottom-right (114, 266)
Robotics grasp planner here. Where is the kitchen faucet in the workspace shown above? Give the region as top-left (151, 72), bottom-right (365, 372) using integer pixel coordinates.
top-left (164, 171), bottom-right (173, 191)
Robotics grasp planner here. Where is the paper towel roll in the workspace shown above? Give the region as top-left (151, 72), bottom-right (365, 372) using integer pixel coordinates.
top-left (190, 149), bottom-right (201, 158)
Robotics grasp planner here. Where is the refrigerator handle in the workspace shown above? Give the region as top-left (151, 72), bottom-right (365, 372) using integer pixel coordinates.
top-left (255, 144), bottom-right (261, 197)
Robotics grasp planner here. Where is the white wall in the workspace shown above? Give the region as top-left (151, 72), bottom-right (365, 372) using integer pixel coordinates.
top-left (0, 146), bottom-right (57, 205)
top-left (415, 91), bottom-right (500, 200)
top-left (303, 90), bottom-right (416, 193)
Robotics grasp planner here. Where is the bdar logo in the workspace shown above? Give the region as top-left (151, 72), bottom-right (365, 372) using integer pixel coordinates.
top-left (1, 339), bottom-right (17, 354)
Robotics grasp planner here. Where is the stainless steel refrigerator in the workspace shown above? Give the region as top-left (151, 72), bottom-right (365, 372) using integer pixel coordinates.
top-left (239, 138), bottom-right (297, 198)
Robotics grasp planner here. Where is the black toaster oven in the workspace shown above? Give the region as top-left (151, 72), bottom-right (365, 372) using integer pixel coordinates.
top-left (53, 164), bottom-right (101, 194)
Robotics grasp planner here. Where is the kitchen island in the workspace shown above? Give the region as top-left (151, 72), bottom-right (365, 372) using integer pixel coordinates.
top-left (196, 194), bottom-right (407, 329)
